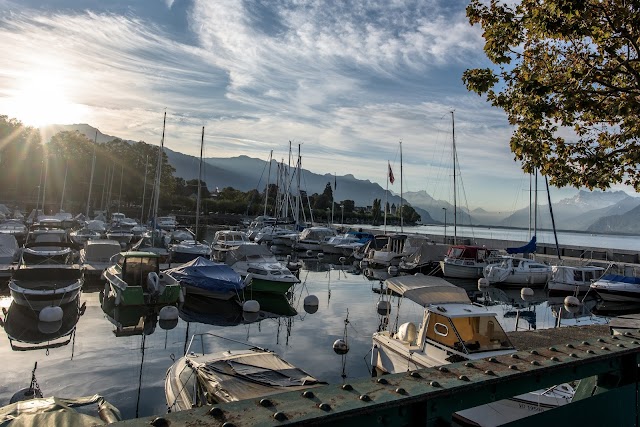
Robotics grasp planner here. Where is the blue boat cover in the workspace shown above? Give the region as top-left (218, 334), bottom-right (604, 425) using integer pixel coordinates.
top-left (165, 257), bottom-right (245, 293)
top-left (506, 235), bottom-right (537, 254)
top-left (600, 274), bottom-right (640, 285)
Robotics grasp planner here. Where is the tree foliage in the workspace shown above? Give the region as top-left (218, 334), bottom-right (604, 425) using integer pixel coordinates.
top-left (464, 0), bottom-right (640, 191)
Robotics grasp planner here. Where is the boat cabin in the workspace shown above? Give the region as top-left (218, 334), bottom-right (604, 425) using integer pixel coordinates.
top-left (445, 245), bottom-right (499, 262)
top-left (372, 275), bottom-right (515, 374)
top-left (116, 251), bottom-right (161, 287)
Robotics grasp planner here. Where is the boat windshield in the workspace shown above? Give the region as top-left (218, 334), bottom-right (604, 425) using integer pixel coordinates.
top-left (123, 257), bottom-right (159, 286)
top-left (425, 313), bottom-right (514, 354)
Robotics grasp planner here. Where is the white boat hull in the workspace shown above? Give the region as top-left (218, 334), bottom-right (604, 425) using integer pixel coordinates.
top-left (440, 261), bottom-right (484, 279)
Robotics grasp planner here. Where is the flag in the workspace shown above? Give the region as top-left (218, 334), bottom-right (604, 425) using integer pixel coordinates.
top-left (388, 162), bottom-right (395, 184)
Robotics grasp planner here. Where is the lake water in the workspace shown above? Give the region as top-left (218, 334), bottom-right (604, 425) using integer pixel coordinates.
top-left (0, 240), bottom-right (637, 421)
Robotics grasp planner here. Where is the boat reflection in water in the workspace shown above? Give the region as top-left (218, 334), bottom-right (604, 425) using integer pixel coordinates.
top-left (1, 295), bottom-right (85, 352)
top-left (99, 291), bottom-right (178, 336)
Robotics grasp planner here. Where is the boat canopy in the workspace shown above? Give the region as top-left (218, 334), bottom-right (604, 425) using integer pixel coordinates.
top-left (598, 274), bottom-right (640, 285)
top-left (384, 275), bottom-right (471, 307)
top-left (225, 244), bottom-right (274, 264)
top-left (165, 257), bottom-right (244, 293)
top-left (0, 395), bottom-right (121, 426)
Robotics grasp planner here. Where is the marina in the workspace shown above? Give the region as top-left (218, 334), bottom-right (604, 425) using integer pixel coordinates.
top-left (0, 217), bottom-right (638, 424)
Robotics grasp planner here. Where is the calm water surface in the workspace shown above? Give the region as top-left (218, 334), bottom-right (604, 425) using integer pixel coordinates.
top-left (0, 252), bottom-right (634, 421)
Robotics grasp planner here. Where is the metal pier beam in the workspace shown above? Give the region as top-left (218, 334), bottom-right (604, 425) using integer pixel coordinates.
top-left (115, 331), bottom-right (640, 426)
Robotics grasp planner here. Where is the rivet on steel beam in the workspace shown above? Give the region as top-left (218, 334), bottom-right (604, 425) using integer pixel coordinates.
top-left (531, 360), bottom-right (540, 366)
top-left (617, 344), bottom-right (625, 348)
top-left (587, 349), bottom-right (595, 354)
top-left (318, 403), bottom-right (331, 411)
top-left (509, 365), bottom-right (518, 370)
top-left (549, 347), bottom-right (558, 352)
top-left (359, 394), bottom-right (371, 402)
top-left (150, 417), bottom-right (170, 427)
top-left (510, 354), bottom-right (520, 359)
top-left (484, 370), bottom-right (496, 376)
top-left (569, 353), bottom-right (578, 358)
top-left (260, 398), bottom-right (273, 407)
top-left (488, 357), bottom-right (498, 363)
top-left (430, 381), bottom-right (441, 387)
top-left (222, 423), bottom-right (235, 427)
top-left (410, 372), bottom-right (421, 378)
top-left (612, 336), bottom-right (620, 340)
top-left (208, 407), bottom-right (223, 417)
top-left (624, 332), bottom-right (632, 336)
top-left (566, 343), bottom-right (575, 349)
top-left (459, 375), bottom-right (470, 381)
top-left (597, 338), bottom-right (605, 343)
top-left (395, 387), bottom-right (407, 395)
top-left (582, 341), bottom-right (590, 345)
top-left (302, 391), bottom-right (315, 399)
top-left (633, 341), bottom-right (639, 345)
top-left (550, 356), bottom-right (560, 362)
top-left (273, 412), bottom-right (287, 422)
top-left (342, 384), bottom-right (353, 391)
top-left (438, 366), bottom-right (449, 373)
top-left (464, 362), bottom-right (475, 368)
top-left (530, 350), bottom-right (539, 355)
top-left (601, 346), bottom-right (609, 351)
top-left (377, 378), bottom-right (388, 384)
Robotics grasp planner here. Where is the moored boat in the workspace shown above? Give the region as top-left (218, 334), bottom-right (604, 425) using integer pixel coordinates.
top-left (224, 244), bottom-right (299, 294)
top-left (482, 256), bottom-right (552, 287)
top-left (590, 273), bottom-right (640, 302)
top-left (440, 244), bottom-right (501, 279)
top-left (547, 265), bottom-right (605, 294)
top-left (164, 256), bottom-right (245, 300)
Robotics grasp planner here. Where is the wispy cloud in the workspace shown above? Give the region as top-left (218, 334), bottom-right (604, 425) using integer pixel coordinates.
top-left (0, 1), bottom-right (594, 209)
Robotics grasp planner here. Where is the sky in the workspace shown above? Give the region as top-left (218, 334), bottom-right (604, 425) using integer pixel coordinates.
top-left (0, 0), bottom-right (635, 213)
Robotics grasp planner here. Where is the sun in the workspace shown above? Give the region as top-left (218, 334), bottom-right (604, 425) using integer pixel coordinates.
top-left (3, 69), bottom-right (88, 128)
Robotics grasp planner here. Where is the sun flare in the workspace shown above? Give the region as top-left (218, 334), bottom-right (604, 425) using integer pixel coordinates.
top-left (4, 68), bottom-right (88, 128)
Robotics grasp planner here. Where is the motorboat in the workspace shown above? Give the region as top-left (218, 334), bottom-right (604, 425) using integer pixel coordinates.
top-left (155, 216), bottom-right (178, 231)
top-left (361, 234), bottom-right (414, 269)
top-left (164, 256), bottom-right (245, 300)
top-left (547, 265), bottom-right (605, 294)
top-left (69, 227), bottom-right (103, 246)
top-left (371, 274), bottom-right (574, 425)
top-left (254, 226), bottom-right (296, 245)
top-left (224, 244), bottom-right (300, 294)
top-left (8, 262), bottom-right (84, 311)
top-left (165, 333), bottom-right (324, 412)
top-left (293, 226), bottom-right (336, 252)
top-left (79, 239), bottom-right (123, 278)
top-left (210, 230), bottom-right (255, 262)
top-left (590, 273), bottom-right (640, 302)
top-left (0, 219), bottom-right (28, 244)
top-left (320, 230), bottom-right (373, 255)
top-left (102, 251), bottom-right (184, 306)
top-left (440, 245), bottom-right (502, 279)
top-left (21, 227), bottom-right (75, 265)
top-left (130, 231), bottom-right (170, 260)
top-left (245, 216), bottom-right (277, 240)
top-left (398, 239), bottom-right (447, 275)
top-left (168, 240), bottom-right (212, 263)
top-left (482, 256), bottom-right (552, 287)
top-left (105, 225), bottom-right (134, 246)
top-left (0, 234), bottom-right (19, 265)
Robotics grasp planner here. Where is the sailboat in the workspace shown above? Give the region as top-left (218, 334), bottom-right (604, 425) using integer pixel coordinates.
top-left (168, 126), bottom-right (212, 262)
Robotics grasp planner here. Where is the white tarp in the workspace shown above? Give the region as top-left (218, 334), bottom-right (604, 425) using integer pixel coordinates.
top-left (384, 275), bottom-right (471, 307)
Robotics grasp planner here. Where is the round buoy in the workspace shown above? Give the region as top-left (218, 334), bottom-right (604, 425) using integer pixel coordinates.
top-left (377, 300), bottom-right (391, 316)
top-left (304, 304), bottom-right (319, 314)
top-left (478, 278), bottom-right (490, 289)
top-left (306, 250), bottom-right (313, 257)
top-left (564, 296), bottom-right (582, 313)
top-left (38, 320), bottom-right (62, 335)
top-left (39, 306), bottom-right (63, 323)
top-left (520, 287), bottom-right (534, 300)
top-left (333, 339), bottom-right (349, 355)
top-left (159, 305), bottom-right (179, 321)
top-left (243, 311), bottom-right (260, 322)
top-left (304, 295), bottom-right (319, 307)
top-left (243, 300), bottom-right (260, 313)
top-left (388, 266), bottom-right (398, 276)
top-left (339, 257), bottom-right (346, 263)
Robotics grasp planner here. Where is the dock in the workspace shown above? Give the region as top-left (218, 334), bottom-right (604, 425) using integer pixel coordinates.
top-left (113, 324), bottom-right (639, 426)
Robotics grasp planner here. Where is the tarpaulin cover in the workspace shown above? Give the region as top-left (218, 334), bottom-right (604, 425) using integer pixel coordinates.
top-left (0, 395), bottom-right (121, 426)
top-left (506, 235), bottom-right (537, 254)
top-left (165, 257), bottom-right (245, 293)
top-left (384, 275), bottom-right (471, 307)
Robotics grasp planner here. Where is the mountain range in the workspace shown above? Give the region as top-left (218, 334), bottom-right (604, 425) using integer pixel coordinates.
top-left (45, 124), bottom-right (640, 234)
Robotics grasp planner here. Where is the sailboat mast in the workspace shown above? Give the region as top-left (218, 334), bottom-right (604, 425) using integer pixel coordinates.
top-left (384, 164), bottom-right (389, 233)
top-left (534, 168), bottom-right (538, 236)
top-left (152, 111), bottom-right (167, 230)
top-left (117, 164), bottom-right (124, 213)
top-left (86, 131), bottom-right (97, 218)
top-left (452, 111), bottom-right (457, 244)
top-left (60, 161), bottom-right (68, 212)
top-left (399, 140), bottom-right (403, 232)
top-left (263, 150), bottom-right (273, 217)
top-left (140, 155), bottom-right (148, 223)
top-left (195, 126), bottom-right (204, 240)
top-left (545, 176), bottom-right (561, 260)
top-left (295, 144), bottom-right (301, 225)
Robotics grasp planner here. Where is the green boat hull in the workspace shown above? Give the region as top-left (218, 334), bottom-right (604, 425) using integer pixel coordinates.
top-left (246, 278), bottom-right (296, 295)
top-left (111, 284), bottom-right (182, 306)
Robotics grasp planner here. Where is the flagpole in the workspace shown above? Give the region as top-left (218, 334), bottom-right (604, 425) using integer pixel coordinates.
top-left (384, 163), bottom-right (389, 233)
